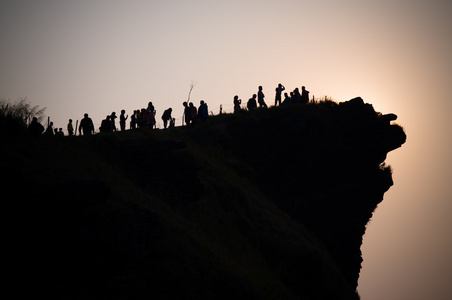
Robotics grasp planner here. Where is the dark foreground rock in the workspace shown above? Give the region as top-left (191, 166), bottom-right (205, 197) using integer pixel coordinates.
top-left (3, 98), bottom-right (405, 299)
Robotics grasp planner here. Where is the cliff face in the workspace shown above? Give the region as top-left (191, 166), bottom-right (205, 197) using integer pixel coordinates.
top-left (4, 98), bottom-right (406, 299)
top-left (201, 97), bottom-right (406, 290)
top-left (186, 97), bottom-right (406, 291)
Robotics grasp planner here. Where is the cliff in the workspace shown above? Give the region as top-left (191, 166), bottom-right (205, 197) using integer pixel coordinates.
top-left (3, 98), bottom-right (406, 299)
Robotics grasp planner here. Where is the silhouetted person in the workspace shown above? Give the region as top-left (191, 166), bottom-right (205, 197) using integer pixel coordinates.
top-left (183, 102), bottom-right (190, 126)
top-left (120, 109), bottom-right (128, 131)
top-left (110, 112), bottom-right (117, 131)
top-left (169, 117), bottom-right (175, 130)
top-left (130, 110), bottom-right (136, 129)
top-left (189, 102), bottom-right (197, 125)
top-left (161, 108), bottom-right (172, 129)
top-left (258, 86), bottom-right (267, 108)
top-left (301, 86), bottom-right (310, 104)
top-left (282, 92), bottom-right (291, 106)
top-left (146, 102), bottom-right (156, 128)
top-left (67, 119), bottom-right (74, 136)
top-left (28, 117), bottom-right (44, 137)
top-left (79, 113), bottom-right (94, 135)
top-left (275, 83), bottom-right (285, 106)
top-left (56, 128), bottom-right (64, 137)
top-left (100, 115), bottom-right (112, 133)
top-left (139, 108), bottom-right (146, 128)
top-left (44, 122), bottom-right (54, 136)
top-left (293, 88), bottom-right (301, 104)
top-left (247, 94), bottom-right (257, 110)
top-left (198, 100), bottom-right (208, 122)
top-left (130, 110), bottom-right (137, 129)
top-left (233, 95), bottom-right (242, 113)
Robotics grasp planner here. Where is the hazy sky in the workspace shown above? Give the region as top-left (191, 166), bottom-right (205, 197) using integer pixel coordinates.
top-left (1, 0), bottom-right (451, 299)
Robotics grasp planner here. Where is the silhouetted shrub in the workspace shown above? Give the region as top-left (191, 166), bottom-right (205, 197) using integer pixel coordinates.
top-left (0, 98), bottom-right (46, 137)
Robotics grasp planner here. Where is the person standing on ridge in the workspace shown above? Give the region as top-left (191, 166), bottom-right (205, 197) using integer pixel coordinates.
top-left (258, 86), bottom-right (267, 108)
top-left (79, 113), bottom-right (94, 136)
top-left (44, 122), bottom-right (54, 136)
top-left (139, 108), bottom-right (146, 128)
top-left (275, 83), bottom-right (285, 106)
top-left (110, 112), bottom-right (117, 131)
top-left (293, 88), bottom-right (301, 104)
top-left (233, 95), bottom-right (242, 113)
top-left (67, 119), bottom-right (74, 136)
top-left (183, 102), bottom-right (191, 127)
top-left (301, 86), bottom-right (310, 104)
top-left (120, 110), bottom-right (128, 131)
top-left (146, 102), bottom-right (156, 128)
top-left (100, 115), bottom-right (112, 133)
top-left (130, 110), bottom-right (137, 129)
top-left (198, 100), bottom-right (208, 122)
top-left (189, 102), bottom-right (197, 125)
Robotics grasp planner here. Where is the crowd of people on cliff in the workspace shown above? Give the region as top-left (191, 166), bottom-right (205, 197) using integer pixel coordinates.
top-left (27, 84), bottom-right (310, 137)
top-left (233, 84), bottom-right (310, 113)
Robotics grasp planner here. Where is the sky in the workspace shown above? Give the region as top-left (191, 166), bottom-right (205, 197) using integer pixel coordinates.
top-left (1, 0), bottom-right (451, 299)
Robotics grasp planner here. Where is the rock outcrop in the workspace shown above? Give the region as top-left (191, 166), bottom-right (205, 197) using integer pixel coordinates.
top-left (4, 98), bottom-right (406, 299)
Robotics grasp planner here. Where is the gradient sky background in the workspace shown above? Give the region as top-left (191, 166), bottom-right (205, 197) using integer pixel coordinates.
top-left (1, 0), bottom-right (451, 299)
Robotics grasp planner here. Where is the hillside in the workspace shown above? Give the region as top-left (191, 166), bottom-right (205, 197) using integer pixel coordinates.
top-left (2, 98), bottom-right (406, 299)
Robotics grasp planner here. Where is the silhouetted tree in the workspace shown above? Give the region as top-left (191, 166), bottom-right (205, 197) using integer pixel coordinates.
top-left (187, 81), bottom-right (197, 103)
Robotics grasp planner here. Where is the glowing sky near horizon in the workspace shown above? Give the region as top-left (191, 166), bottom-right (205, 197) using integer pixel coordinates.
top-left (1, 0), bottom-right (451, 299)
